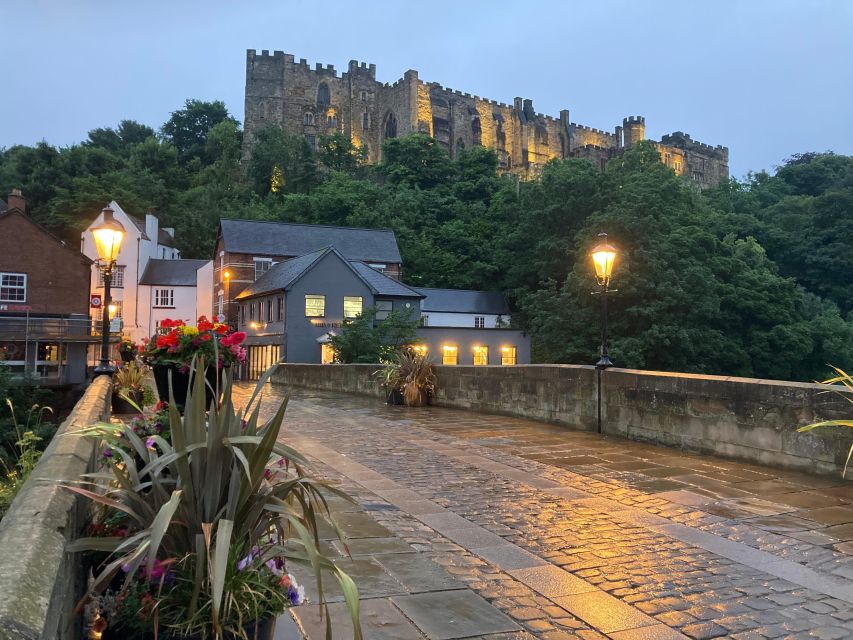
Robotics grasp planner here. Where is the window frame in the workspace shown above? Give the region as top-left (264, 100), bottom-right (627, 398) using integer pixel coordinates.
top-left (473, 345), bottom-right (489, 366)
top-left (153, 288), bottom-right (175, 308)
top-left (98, 265), bottom-right (125, 288)
top-left (442, 345), bottom-right (458, 366)
top-left (474, 316), bottom-right (485, 328)
top-left (305, 294), bottom-right (325, 318)
top-left (343, 296), bottom-right (363, 319)
top-left (0, 272), bottom-right (27, 303)
top-left (277, 296), bottom-right (284, 321)
top-left (253, 257), bottom-right (273, 281)
top-left (501, 346), bottom-right (517, 366)
top-left (375, 299), bottom-right (393, 321)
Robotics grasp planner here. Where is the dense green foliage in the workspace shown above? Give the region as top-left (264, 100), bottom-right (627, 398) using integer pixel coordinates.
top-left (330, 308), bottom-right (419, 363)
top-left (1, 100), bottom-right (851, 381)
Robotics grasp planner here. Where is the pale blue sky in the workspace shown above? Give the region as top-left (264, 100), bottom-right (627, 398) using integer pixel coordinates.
top-left (2, 0), bottom-right (851, 177)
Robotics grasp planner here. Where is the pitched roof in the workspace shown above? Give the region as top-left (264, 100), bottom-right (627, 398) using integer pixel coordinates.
top-left (138, 259), bottom-right (208, 286)
top-left (414, 287), bottom-right (510, 315)
top-left (126, 215), bottom-right (151, 240)
top-left (158, 228), bottom-right (177, 248)
top-left (219, 219), bottom-right (402, 263)
top-left (236, 248), bottom-right (328, 300)
top-left (349, 262), bottom-right (423, 298)
top-left (236, 248), bottom-right (423, 301)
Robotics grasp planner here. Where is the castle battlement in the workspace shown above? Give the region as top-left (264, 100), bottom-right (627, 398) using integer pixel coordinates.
top-left (244, 48), bottom-right (729, 187)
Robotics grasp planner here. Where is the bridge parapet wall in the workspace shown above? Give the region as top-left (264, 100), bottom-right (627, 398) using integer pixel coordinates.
top-left (271, 364), bottom-right (853, 476)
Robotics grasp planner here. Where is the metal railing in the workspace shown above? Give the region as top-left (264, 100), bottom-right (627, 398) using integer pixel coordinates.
top-left (0, 315), bottom-right (93, 340)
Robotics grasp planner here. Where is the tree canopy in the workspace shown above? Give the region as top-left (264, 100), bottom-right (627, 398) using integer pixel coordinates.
top-left (1, 101), bottom-right (851, 381)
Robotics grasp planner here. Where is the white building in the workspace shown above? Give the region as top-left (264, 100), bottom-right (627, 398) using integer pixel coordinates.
top-left (413, 288), bottom-right (511, 328)
top-left (81, 201), bottom-right (212, 342)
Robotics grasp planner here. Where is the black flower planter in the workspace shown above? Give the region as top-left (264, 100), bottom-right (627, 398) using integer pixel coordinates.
top-left (112, 389), bottom-right (144, 415)
top-left (119, 351), bottom-right (136, 363)
top-left (152, 364), bottom-right (221, 410)
top-left (386, 388), bottom-right (404, 405)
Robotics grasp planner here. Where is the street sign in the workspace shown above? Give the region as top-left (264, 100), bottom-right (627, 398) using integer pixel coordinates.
top-left (0, 304), bottom-right (32, 312)
top-left (216, 314), bottom-right (225, 323)
top-left (110, 318), bottom-right (122, 333)
top-left (90, 294), bottom-right (103, 308)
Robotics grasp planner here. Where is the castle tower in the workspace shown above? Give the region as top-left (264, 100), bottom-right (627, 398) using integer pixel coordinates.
top-left (622, 116), bottom-right (645, 148)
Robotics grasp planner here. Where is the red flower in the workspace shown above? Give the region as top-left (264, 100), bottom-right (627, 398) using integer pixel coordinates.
top-left (200, 333), bottom-right (212, 342)
top-left (215, 324), bottom-right (229, 335)
top-left (197, 316), bottom-right (214, 332)
top-left (156, 331), bottom-right (179, 349)
top-left (222, 331), bottom-right (246, 347)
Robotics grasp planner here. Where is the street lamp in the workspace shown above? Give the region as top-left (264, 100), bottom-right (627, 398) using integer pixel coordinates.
top-left (590, 232), bottom-right (618, 433)
top-left (92, 207), bottom-right (125, 376)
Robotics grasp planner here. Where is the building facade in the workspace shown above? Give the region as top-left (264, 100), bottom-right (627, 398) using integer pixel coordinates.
top-left (214, 219), bottom-right (403, 327)
top-left (0, 190), bottom-right (94, 386)
top-left (415, 287), bottom-right (511, 329)
top-left (81, 202), bottom-right (211, 343)
top-left (243, 49), bottom-right (729, 187)
top-left (234, 247), bottom-right (530, 373)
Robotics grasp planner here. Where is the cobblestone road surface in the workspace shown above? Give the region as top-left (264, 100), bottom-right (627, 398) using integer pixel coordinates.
top-left (232, 384), bottom-right (853, 640)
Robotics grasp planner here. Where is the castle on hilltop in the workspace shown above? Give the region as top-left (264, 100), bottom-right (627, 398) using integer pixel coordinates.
top-left (243, 50), bottom-right (729, 187)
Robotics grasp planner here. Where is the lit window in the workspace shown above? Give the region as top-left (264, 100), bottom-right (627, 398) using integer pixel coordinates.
top-left (474, 316), bottom-right (485, 328)
top-left (344, 296), bottom-right (363, 319)
top-left (305, 294), bottom-right (325, 317)
top-left (254, 258), bottom-right (273, 281)
top-left (277, 296), bottom-right (284, 321)
top-left (375, 299), bottom-right (392, 321)
top-left (0, 273), bottom-right (27, 302)
top-left (98, 266), bottom-right (125, 288)
top-left (321, 343), bottom-right (335, 364)
top-left (442, 345), bottom-right (458, 365)
top-left (501, 346), bottom-right (517, 365)
top-left (154, 289), bottom-right (174, 308)
top-left (473, 345), bottom-right (489, 366)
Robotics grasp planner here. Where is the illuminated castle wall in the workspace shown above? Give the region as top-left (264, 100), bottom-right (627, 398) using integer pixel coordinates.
top-left (243, 49), bottom-right (729, 187)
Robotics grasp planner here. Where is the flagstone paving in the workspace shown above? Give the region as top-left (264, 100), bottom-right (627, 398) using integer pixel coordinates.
top-left (233, 384), bottom-right (853, 639)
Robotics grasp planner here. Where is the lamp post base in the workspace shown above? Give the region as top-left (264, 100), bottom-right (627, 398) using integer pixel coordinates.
top-left (596, 355), bottom-right (613, 370)
top-left (93, 362), bottom-right (117, 377)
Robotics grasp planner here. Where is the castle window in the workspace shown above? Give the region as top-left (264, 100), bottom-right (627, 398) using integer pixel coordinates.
top-left (303, 112), bottom-right (315, 126)
top-left (362, 112), bottom-right (370, 130)
top-left (384, 112), bottom-right (397, 139)
top-left (674, 159), bottom-right (682, 173)
top-left (327, 114), bottom-right (338, 128)
top-left (360, 90), bottom-right (368, 101)
top-left (259, 102), bottom-right (266, 119)
top-left (317, 83), bottom-right (330, 108)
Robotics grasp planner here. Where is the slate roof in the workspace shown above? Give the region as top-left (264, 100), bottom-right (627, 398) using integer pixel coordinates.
top-left (126, 213), bottom-right (176, 247)
top-left (235, 249), bottom-right (328, 300)
top-left (349, 262), bottom-right (423, 298)
top-left (127, 215), bottom-right (150, 240)
top-left (138, 259), bottom-right (209, 286)
top-left (236, 248), bottom-right (423, 301)
top-left (219, 219), bottom-right (402, 263)
top-left (414, 287), bottom-right (510, 315)
top-left (158, 228), bottom-right (177, 248)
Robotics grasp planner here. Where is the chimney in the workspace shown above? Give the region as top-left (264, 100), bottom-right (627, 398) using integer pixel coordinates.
top-left (7, 188), bottom-right (25, 213)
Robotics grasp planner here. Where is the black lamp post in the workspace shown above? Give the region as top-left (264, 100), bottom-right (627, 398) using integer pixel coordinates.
top-left (92, 207), bottom-right (125, 377)
top-left (591, 233), bottom-right (618, 433)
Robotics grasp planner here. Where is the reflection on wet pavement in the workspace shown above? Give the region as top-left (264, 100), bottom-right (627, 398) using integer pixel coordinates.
top-left (235, 383), bottom-right (853, 639)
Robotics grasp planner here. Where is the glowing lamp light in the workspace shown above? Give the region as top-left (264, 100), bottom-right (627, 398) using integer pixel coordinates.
top-left (107, 304), bottom-right (117, 320)
top-left (591, 233), bottom-right (617, 287)
top-left (91, 208), bottom-right (125, 263)
top-left (412, 344), bottom-right (428, 355)
top-left (224, 270), bottom-right (231, 280)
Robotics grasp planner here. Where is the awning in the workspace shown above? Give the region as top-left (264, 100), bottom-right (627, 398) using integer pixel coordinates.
top-left (316, 332), bottom-right (337, 344)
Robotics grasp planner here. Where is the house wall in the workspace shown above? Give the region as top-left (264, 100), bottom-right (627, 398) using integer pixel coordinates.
top-left (196, 260), bottom-right (214, 320)
top-left (138, 285), bottom-right (199, 338)
top-left (0, 212), bottom-right (90, 315)
top-left (213, 236), bottom-right (403, 327)
top-left (81, 204), bottom-right (179, 343)
top-left (414, 327), bottom-right (531, 365)
top-left (420, 311), bottom-right (508, 328)
top-left (285, 252), bottom-right (375, 363)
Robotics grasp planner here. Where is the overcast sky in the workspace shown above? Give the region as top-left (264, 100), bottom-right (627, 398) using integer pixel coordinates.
top-left (2, 0), bottom-right (851, 177)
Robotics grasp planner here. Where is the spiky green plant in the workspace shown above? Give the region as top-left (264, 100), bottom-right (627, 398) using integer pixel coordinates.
top-left (376, 349), bottom-right (436, 407)
top-left (67, 359), bottom-right (361, 639)
top-left (798, 365), bottom-right (853, 477)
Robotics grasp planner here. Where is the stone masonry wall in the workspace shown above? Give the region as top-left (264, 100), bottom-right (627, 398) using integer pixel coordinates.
top-left (243, 49), bottom-right (730, 186)
top-left (271, 364), bottom-right (853, 476)
top-left (0, 376), bottom-right (111, 640)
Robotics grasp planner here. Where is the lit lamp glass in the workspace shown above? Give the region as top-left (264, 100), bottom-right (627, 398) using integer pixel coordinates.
top-left (91, 209), bottom-right (125, 263)
top-left (591, 233), bottom-right (617, 287)
top-left (107, 304), bottom-right (117, 320)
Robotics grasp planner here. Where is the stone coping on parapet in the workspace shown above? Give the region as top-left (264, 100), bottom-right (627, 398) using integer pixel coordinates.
top-left (0, 375), bottom-right (111, 640)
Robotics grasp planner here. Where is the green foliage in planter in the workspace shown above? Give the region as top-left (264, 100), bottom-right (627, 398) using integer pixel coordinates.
top-left (798, 365), bottom-right (853, 477)
top-left (68, 359), bottom-right (361, 639)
